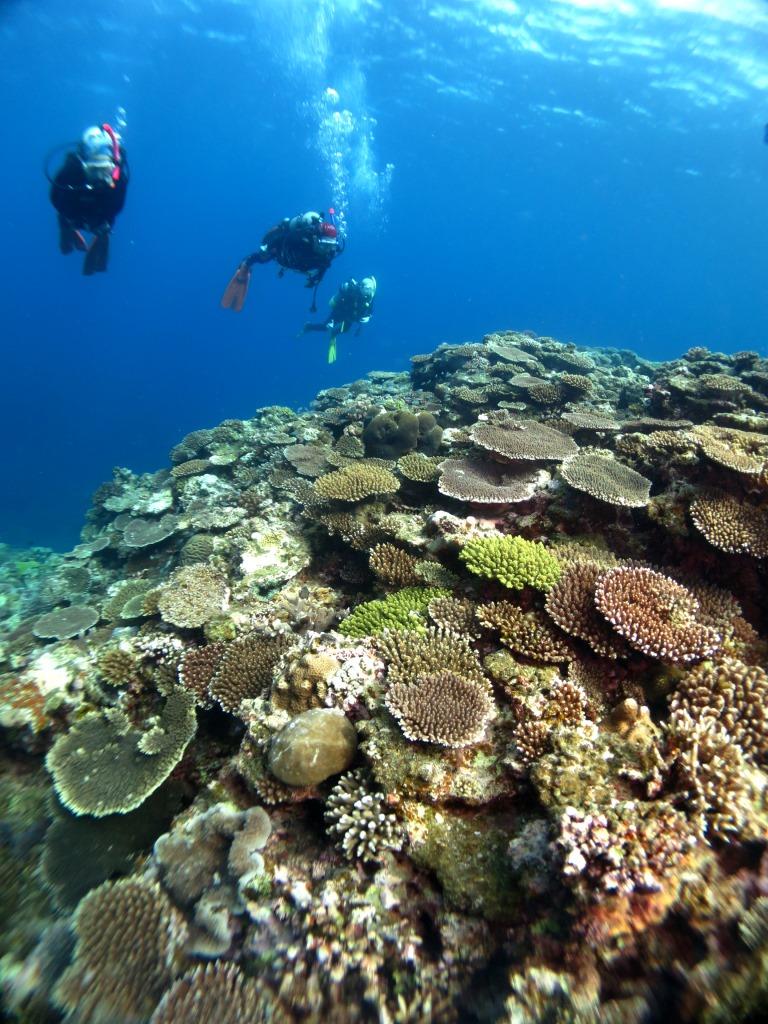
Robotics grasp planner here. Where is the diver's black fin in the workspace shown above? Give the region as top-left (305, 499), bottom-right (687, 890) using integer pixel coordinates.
top-left (83, 234), bottom-right (109, 275)
top-left (60, 225), bottom-right (88, 255)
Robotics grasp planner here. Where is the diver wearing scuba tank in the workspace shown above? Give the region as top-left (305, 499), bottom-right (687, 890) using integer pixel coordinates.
top-left (221, 209), bottom-right (344, 313)
top-left (48, 124), bottom-right (129, 275)
top-left (300, 275), bottom-right (377, 364)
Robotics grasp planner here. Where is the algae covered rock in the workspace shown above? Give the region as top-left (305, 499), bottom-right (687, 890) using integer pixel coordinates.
top-left (402, 801), bottom-right (522, 921)
top-left (238, 522), bottom-right (312, 590)
top-left (268, 707), bottom-right (358, 786)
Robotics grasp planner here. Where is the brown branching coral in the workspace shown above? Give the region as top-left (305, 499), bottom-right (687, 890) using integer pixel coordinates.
top-left (428, 596), bottom-right (478, 637)
top-left (560, 449), bottom-right (652, 507)
top-left (375, 627), bottom-right (487, 688)
top-left (95, 645), bottom-right (142, 688)
top-left (477, 601), bottom-right (572, 663)
top-left (437, 456), bottom-right (546, 503)
top-left (325, 768), bottom-right (404, 861)
top-left (178, 643), bottom-right (225, 707)
top-left (209, 633), bottom-right (291, 714)
top-left (312, 464), bottom-right (400, 501)
top-left (385, 670), bottom-right (496, 747)
top-left (397, 451), bottom-right (443, 483)
top-left (150, 962), bottom-right (269, 1024)
top-left (690, 493), bottom-right (768, 557)
top-left (666, 712), bottom-right (754, 841)
top-left (513, 718), bottom-right (552, 766)
top-left (369, 543), bottom-right (421, 586)
top-left (548, 677), bottom-right (588, 725)
top-left (545, 563), bottom-right (630, 659)
top-left (54, 878), bottom-right (188, 1024)
top-left (559, 372), bottom-right (593, 396)
top-left (527, 381), bottom-right (563, 405)
top-left (669, 659), bottom-right (768, 763)
top-left (470, 418), bottom-right (577, 461)
top-left (594, 567), bottom-right (722, 663)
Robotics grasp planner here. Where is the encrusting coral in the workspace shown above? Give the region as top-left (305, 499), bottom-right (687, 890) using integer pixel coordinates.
top-left (6, 327), bottom-right (768, 1024)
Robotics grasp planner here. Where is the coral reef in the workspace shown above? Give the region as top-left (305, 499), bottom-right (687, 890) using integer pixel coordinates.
top-left (4, 327), bottom-right (768, 1023)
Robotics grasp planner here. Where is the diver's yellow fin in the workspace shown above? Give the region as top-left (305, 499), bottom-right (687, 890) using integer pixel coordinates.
top-left (327, 336), bottom-right (337, 363)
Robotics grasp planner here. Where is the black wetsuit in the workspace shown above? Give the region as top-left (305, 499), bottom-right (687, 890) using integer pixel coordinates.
top-left (50, 150), bottom-right (129, 271)
top-left (243, 216), bottom-right (343, 289)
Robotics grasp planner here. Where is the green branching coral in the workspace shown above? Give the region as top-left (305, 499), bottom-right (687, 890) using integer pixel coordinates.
top-left (338, 587), bottom-right (449, 638)
top-left (460, 536), bottom-right (562, 592)
top-left (45, 690), bottom-right (197, 816)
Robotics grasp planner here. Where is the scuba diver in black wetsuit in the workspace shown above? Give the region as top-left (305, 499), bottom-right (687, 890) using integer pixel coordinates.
top-left (48, 125), bottom-right (129, 275)
top-left (300, 276), bottom-right (377, 363)
top-left (221, 210), bottom-right (344, 313)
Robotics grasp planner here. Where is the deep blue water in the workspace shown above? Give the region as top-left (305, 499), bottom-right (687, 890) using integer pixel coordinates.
top-left (1, 0), bottom-right (767, 551)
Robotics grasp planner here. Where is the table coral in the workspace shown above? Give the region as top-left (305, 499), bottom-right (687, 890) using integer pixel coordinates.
top-left (45, 689), bottom-right (197, 816)
top-left (690, 492), bottom-right (768, 557)
top-left (470, 417), bottom-right (578, 461)
top-left (437, 455), bottom-right (548, 503)
top-left (594, 566), bottom-right (722, 664)
top-left (385, 670), bottom-right (496, 747)
top-left (560, 448), bottom-right (652, 507)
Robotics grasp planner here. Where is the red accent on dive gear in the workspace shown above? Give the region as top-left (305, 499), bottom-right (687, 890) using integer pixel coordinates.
top-left (102, 123), bottom-right (121, 185)
top-left (319, 222), bottom-right (337, 239)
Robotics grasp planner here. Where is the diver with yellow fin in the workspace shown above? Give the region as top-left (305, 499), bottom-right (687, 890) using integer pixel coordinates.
top-left (221, 209), bottom-right (344, 313)
top-left (47, 124), bottom-right (129, 275)
top-left (300, 276), bottom-right (376, 363)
